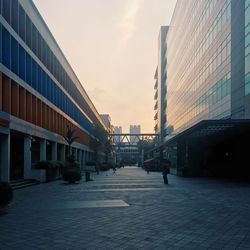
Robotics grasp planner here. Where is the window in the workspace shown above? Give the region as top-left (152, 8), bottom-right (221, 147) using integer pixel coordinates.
top-left (26, 53), bottom-right (32, 86)
top-left (19, 45), bottom-right (26, 80)
top-left (32, 59), bottom-right (38, 90)
top-left (11, 0), bottom-right (19, 33)
top-left (25, 15), bottom-right (32, 48)
top-left (11, 37), bottom-right (18, 75)
top-left (18, 5), bottom-right (26, 42)
top-left (2, 27), bottom-right (11, 68)
top-left (2, 0), bottom-right (11, 24)
top-left (32, 24), bottom-right (38, 55)
top-left (0, 24), bottom-right (2, 63)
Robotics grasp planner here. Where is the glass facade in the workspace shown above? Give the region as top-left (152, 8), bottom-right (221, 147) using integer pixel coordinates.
top-left (166, 0), bottom-right (232, 134)
top-left (246, 0), bottom-right (250, 95)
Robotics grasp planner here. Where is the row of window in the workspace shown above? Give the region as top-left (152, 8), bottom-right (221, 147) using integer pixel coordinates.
top-left (0, 24), bottom-right (92, 132)
top-left (166, 0), bottom-right (231, 130)
top-left (173, 73), bottom-right (231, 131)
top-left (245, 0), bottom-right (250, 96)
top-left (0, 0), bottom-right (97, 124)
top-left (168, 36), bottom-right (231, 119)
top-left (168, 0), bottom-right (230, 72)
top-left (168, 0), bottom-right (231, 88)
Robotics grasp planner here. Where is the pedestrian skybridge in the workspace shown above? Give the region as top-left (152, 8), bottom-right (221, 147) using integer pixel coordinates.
top-left (109, 133), bottom-right (160, 147)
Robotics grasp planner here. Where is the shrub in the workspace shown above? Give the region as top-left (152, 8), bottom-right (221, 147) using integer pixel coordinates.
top-left (85, 161), bottom-right (96, 166)
top-left (34, 160), bottom-right (67, 169)
top-left (99, 163), bottom-right (111, 171)
top-left (0, 182), bottom-right (13, 209)
top-left (66, 154), bottom-right (76, 163)
top-left (34, 160), bottom-right (52, 170)
top-left (63, 167), bottom-right (81, 184)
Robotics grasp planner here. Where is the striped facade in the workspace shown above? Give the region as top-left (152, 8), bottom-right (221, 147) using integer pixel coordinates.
top-left (0, 0), bottom-right (105, 182)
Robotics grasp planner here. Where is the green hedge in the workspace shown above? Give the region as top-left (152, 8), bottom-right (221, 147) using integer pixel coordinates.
top-left (0, 182), bottom-right (13, 208)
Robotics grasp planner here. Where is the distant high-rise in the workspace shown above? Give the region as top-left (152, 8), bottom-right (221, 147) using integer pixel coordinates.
top-left (100, 114), bottom-right (112, 132)
top-left (129, 125), bottom-right (141, 145)
top-left (154, 26), bottom-right (169, 143)
top-left (114, 126), bottom-right (122, 143)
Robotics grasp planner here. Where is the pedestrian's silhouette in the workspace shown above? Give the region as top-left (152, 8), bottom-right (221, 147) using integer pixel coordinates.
top-left (112, 165), bottom-right (117, 175)
top-left (162, 159), bottom-right (170, 184)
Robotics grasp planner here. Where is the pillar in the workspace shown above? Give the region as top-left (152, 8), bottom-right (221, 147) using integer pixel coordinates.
top-left (24, 136), bottom-right (32, 179)
top-left (82, 151), bottom-right (86, 166)
top-left (76, 149), bottom-right (81, 164)
top-left (51, 142), bottom-right (57, 161)
top-left (78, 150), bottom-right (82, 169)
top-left (40, 139), bottom-right (46, 160)
top-left (0, 134), bottom-right (10, 182)
top-left (60, 144), bottom-right (66, 161)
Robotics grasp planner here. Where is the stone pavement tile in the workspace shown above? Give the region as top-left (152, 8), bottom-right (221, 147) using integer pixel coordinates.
top-left (1, 167), bottom-right (250, 249)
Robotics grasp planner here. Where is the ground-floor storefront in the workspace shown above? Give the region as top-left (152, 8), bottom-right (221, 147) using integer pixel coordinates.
top-left (0, 112), bottom-right (94, 183)
top-left (164, 119), bottom-right (250, 180)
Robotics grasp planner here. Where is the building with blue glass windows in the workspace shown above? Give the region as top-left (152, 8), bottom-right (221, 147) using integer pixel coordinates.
top-left (0, 0), bottom-right (106, 182)
top-left (156, 0), bottom-right (250, 179)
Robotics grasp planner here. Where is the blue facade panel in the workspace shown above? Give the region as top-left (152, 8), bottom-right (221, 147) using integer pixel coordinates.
top-left (2, 26), bottom-right (11, 68)
top-left (0, 5), bottom-right (93, 133)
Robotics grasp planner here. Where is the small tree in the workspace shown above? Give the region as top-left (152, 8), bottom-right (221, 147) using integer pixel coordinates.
top-left (90, 124), bottom-right (112, 163)
top-left (63, 125), bottom-right (79, 160)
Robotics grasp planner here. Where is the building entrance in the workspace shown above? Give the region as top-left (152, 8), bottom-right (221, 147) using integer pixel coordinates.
top-left (10, 133), bottom-right (24, 180)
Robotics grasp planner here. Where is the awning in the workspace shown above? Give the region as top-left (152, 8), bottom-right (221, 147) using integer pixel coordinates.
top-left (164, 119), bottom-right (250, 146)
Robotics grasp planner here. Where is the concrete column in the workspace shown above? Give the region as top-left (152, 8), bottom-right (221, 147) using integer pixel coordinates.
top-left (74, 148), bottom-right (78, 161)
top-left (51, 142), bottom-right (57, 161)
top-left (60, 144), bottom-right (66, 161)
top-left (77, 149), bottom-right (81, 163)
top-left (83, 151), bottom-right (86, 165)
top-left (86, 151), bottom-right (89, 162)
top-left (40, 139), bottom-right (46, 160)
top-left (24, 136), bottom-right (32, 179)
top-left (0, 134), bottom-right (10, 182)
top-left (79, 150), bottom-right (83, 169)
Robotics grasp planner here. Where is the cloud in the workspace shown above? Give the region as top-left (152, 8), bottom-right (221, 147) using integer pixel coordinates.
top-left (87, 88), bottom-right (105, 101)
top-left (118, 0), bottom-right (142, 47)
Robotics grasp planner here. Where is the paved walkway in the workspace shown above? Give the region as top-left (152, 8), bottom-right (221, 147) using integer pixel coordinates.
top-left (1, 167), bottom-right (250, 250)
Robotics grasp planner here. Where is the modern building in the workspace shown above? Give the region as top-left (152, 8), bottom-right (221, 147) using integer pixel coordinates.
top-left (114, 126), bottom-right (122, 143)
top-left (129, 125), bottom-right (141, 145)
top-left (100, 114), bottom-right (112, 133)
top-left (154, 26), bottom-right (168, 143)
top-left (0, 0), bottom-right (106, 182)
top-left (158, 0), bottom-right (250, 178)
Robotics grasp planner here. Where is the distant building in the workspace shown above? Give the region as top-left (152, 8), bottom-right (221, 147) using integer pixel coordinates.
top-left (114, 126), bottom-right (122, 143)
top-left (100, 114), bottom-right (112, 133)
top-left (154, 26), bottom-right (169, 143)
top-left (129, 125), bottom-right (141, 145)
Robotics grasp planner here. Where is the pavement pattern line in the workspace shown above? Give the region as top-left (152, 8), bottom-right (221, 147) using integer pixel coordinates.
top-left (1, 166), bottom-right (250, 250)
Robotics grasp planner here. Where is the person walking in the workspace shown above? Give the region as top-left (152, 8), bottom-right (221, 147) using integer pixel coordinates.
top-left (112, 165), bottom-right (117, 175)
top-left (162, 159), bottom-right (171, 184)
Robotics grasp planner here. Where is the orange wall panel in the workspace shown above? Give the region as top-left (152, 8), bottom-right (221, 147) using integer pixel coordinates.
top-left (37, 99), bottom-right (42, 127)
top-left (0, 72), bottom-right (2, 110)
top-left (11, 81), bottom-right (19, 117)
top-left (2, 74), bottom-right (11, 113)
top-left (26, 92), bottom-right (32, 123)
top-left (19, 87), bottom-right (26, 120)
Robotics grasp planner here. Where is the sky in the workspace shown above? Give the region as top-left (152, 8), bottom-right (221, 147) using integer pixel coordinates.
top-left (33, 0), bottom-right (177, 133)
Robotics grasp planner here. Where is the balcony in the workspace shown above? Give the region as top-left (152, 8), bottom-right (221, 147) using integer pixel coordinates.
top-left (154, 124), bottom-right (158, 132)
top-left (154, 90), bottom-right (158, 100)
top-left (154, 67), bottom-right (158, 80)
top-left (154, 80), bottom-right (158, 90)
top-left (154, 102), bottom-right (158, 110)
